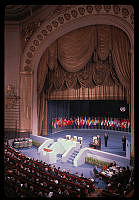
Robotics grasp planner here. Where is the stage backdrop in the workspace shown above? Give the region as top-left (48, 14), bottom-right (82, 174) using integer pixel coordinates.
top-left (47, 100), bottom-right (70, 132)
top-left (70, 100), bottom-right (129, 118)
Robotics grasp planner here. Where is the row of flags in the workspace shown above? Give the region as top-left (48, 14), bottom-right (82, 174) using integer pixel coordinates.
top-left (52, 116), bottom-right (130, 129)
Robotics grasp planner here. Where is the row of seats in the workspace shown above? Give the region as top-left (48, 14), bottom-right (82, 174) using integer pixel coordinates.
top-left (4, 144), bottom-right (95, 198)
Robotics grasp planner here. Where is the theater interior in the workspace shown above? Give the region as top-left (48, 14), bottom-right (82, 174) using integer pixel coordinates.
top-left (4, 5), bottom-right (134, 198)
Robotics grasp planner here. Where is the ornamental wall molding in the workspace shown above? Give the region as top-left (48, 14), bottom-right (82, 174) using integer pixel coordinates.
top-left (20, 5), bottom-right (134, 73)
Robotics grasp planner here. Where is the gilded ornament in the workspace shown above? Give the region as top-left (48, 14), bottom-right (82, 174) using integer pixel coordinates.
top-left (86, 6), bottom-right (93, 13)
top-left (25, 59), bottom-right (31, 64)
top-left (113, 5), bottom-right (120, 14)
top-left (22, 20), bottom-right (41, 43)
top-left (33, 40), bottom-right (39, 46)
top-left (37, 34), bottom-right (43, 41)
top-left (58, 16), bottom-right (64, 24)
top-left (103, 5), bottom-right (111, 12)
top-left (30, 46), bottom-right (35, 52)
top-left (78, 7), bottom-right (85, 15)
top-left (47, 25), bottom-right (52, 32)
top-left (95, 5), bottom-right (102, 12)
top-left (24, 66), bottom-right (32, 72)
top-left (26, 51), bottom-right (33, 58)
top-left (122, 8), bottom-right (129, 18)
top-left (130, 13), bottom-right (134, 24)
top-left (71, 10), bottom-right (78, 18)
top-left (52, 20), bottom-right (58, 27)
top-left (41, 30), bottom-right (47, 36)
top-left (64, 13), bottom-right (71, 20)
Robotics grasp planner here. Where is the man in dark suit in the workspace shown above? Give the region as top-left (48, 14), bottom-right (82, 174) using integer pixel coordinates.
top-left (122, 135), bottom-right (126, 151)
top-left (104, 132), bottom-right (108, 147)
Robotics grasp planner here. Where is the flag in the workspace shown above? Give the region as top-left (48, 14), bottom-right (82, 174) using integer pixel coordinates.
top-left (52, 119), bottom-right (55, 129)
top-left (55, 119), bottom-right (57, 128)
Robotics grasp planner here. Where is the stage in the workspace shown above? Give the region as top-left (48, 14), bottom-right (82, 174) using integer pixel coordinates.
top-left (46, 129), bottom-right (130, 157)
top-left (18, 129), bottom-right (131, 189)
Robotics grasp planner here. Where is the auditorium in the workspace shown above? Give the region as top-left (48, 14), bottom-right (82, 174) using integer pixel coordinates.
top-left (4, 5), bottom-right (134, 198)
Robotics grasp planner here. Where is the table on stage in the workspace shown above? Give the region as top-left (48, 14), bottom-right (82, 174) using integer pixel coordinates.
top-left (13, 139), bottom-right (32, 148)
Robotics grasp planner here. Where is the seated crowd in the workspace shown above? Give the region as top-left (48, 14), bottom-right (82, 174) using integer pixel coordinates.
top-left (4, 143), bottom-right (95, 198)
top-left (4, 142), bottom-right (134, 198)
top-left (99, 161), bottom-right (134, 197)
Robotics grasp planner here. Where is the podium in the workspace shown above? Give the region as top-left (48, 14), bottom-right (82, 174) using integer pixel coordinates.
top-left (40, 148), bottom-right (57, 164)
top-left (89, 136), bottom-right (101, 150)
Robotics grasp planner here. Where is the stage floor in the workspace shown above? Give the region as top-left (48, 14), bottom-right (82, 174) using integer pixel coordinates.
top-left (19, 129), bottom-right (131, 189)
top-left (47, 129), bottom-right (130, 157)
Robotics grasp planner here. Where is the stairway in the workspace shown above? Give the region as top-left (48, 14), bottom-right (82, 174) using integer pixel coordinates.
top-left (67, 150), bottom-right (80, 164)
top-left (57, 154), bottom-right (63, 163)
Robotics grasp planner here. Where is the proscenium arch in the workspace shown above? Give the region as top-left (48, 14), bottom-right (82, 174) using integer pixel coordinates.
top-left (19, 7), bottom-right (134, 162)
top-left (29, 14), bottom-right (134, 135)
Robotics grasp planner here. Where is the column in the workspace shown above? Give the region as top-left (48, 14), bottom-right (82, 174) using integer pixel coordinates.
top-left (19, 71), bottom-right (33, 133)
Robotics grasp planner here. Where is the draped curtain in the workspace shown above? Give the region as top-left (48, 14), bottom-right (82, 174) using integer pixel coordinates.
top-left (112, 26), bottom-right (131, 90)
top-left (58, 26), bottom-right (97, 72)
top-left (37, 49), bottom-right (48, 135)
top-left (37, 24), bottom-right (131, 135)
top-left (111, 26), bottom-right (131, 103)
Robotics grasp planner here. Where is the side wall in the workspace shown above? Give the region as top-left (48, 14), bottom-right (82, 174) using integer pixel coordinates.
top-left (4, 24), bottom-right (21, 96)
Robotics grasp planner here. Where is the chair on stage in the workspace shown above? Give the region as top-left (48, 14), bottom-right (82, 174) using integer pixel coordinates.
top-left (66, 135), bottom-right (71, 140)
top-left (72, 136), bottom-right (77, 141)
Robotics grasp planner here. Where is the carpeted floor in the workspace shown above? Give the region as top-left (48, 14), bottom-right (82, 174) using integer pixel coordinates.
top-left (19, 129), bottom-right (131, 190)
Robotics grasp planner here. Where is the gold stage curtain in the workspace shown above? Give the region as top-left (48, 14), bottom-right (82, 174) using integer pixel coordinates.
top-left (77, 62), bottom-right (95, 88)
top-left (96, 25), bottom-right (112, 61)
top-left (37, 49), bottom-right (48, 94)
top-left (57, 26), bottom-right (97, 72)
top-left (48, 41), bottom-right (58, 70)
top-left (38, 91), bottom-right (47, 136)
top-left (111, 26), bottom-right (131, 90)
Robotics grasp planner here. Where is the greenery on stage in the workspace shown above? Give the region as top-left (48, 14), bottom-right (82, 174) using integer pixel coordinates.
top-left (85, 157), bottom-right (111, 168)
top-left (32, 140), bottom-right (42, 147)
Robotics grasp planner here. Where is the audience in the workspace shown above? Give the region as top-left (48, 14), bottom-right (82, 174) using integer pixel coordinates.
top-left (4, 143), bottom-right (96, 198)
top-left (4, 143), bottom-right (134, 198)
